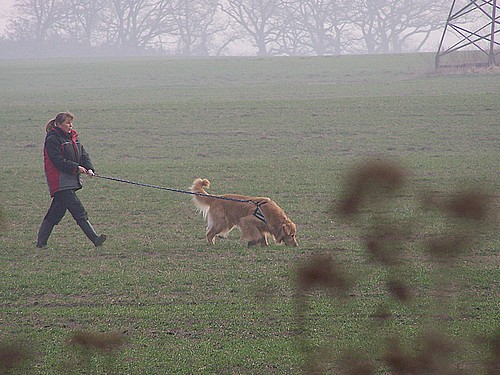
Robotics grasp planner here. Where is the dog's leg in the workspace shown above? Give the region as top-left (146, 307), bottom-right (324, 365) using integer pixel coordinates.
top-left (206, 232), bottom-right (216, 244)
top-left (240, 216), bottom-right (267, 247)
top-left (205, 208), bottom-right (230, 245)
top-left (247, 239), bottom-right (260, 247)
top-left (247, 236), bottom-right (267, 247)
top-left (216, 225), bottom-right (235, 240)
top-left (206, 225), bottom-right (221, 244)
top-left (205, 213), bottom-right (218, 245)
top-left (260, 234), bottom-right (269, 246)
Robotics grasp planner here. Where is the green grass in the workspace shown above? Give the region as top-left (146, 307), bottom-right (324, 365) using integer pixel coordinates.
top-left (0, 54), bottom-right (499, 374)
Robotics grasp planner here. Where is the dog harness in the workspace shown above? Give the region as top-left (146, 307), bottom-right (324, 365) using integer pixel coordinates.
top-left (252, 201), bottom-right (267, 223)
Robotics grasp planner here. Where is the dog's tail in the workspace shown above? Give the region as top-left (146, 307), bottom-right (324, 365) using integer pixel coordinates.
top-left (191, 178), bottom-right (210, 194)
top-left (191, 178), bottom-right (211, 218)
top-left (191, 178), bottom-right (210, 219)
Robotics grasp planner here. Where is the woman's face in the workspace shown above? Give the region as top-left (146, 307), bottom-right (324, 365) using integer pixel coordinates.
top-left (58, 117), bottom-right (73, 134)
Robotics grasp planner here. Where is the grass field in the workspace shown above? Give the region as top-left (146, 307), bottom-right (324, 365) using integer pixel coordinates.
top-left (0, 54), bottom-right (499, 374)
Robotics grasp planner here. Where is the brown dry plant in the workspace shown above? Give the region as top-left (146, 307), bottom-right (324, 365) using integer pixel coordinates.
top-left (296, 254), bottom-right (352, 294)
top-left (68, 331), bottom-right (127, 353)
top-left (335, 159), bottom-right (405, 216)
top-left (445, 190), bottom-right (489, 221)
top-left (296, 158), bottom-right (498, 373)
top-left (386, 278), bottom-right (411, 303)
top-left (0, 340), bottom-right (33, 373)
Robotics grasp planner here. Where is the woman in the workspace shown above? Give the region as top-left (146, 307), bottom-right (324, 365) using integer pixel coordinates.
top-left (36, 112), bottom-right (106, 248)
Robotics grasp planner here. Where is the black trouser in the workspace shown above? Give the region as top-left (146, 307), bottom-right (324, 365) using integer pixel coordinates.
top-left (38, 189), bottom-right (105, 247)
top-left (44, 189), bottom-right (88, 225)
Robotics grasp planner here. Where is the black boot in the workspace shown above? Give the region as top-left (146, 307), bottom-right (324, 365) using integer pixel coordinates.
top-left (77, 219), bottom-right (107, 247)
top-left (36, 219), bottom-right (54, 248)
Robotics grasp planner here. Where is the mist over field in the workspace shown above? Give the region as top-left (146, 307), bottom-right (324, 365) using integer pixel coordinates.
top-left (2, 0), bottom-right (496, 59)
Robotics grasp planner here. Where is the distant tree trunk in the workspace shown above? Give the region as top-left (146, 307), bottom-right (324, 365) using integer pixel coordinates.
top-left (349, 0), bottom-right (449, 54)
top-left (168, 0), bottom-right (223, 56)
top-left (108, 0), bottom-right (172, 53)
top-left (62, 0), bottom-right (108, 47)
top-left (283, 0), bottom-right (354, 56)
top-left (220, 0), bottom-right (288, 56)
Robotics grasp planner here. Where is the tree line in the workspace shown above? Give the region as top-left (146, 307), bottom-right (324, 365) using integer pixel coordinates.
top-left (1, 0), bottom-right (452, 58)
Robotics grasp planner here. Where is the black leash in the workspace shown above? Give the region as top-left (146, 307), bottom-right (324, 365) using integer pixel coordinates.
top-left (94, 174), bottom-right (267, 222)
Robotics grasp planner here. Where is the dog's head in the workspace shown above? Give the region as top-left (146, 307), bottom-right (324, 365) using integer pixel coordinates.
top-left (276, 220), bottom-right (298, 247)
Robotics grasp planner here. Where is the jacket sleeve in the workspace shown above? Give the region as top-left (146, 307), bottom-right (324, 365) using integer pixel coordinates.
top-left (45, 136), bottom-right (79, 175)
top-left (80, 144), bottom-right (95, 172)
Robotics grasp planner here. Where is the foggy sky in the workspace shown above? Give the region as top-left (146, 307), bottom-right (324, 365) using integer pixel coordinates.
top-left (0, 1), bottom-right (488, 58)
top-left (0, 0), bottom-right (14, 35)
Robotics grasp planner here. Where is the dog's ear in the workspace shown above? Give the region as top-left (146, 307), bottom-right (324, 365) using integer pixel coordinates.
top-left (282, 223), bottom-right (291, 236)
top-left (282, 221), bottom-right (296, 236)
top-left (273, 224), bottom-right (285, 243)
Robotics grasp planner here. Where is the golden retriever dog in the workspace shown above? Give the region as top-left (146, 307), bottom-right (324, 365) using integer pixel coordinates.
top-left (191, 178), bottom-right (298, 247)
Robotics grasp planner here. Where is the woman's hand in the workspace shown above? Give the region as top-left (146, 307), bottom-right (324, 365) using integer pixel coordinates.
top-left (79, 166), bottom-right (95, 176)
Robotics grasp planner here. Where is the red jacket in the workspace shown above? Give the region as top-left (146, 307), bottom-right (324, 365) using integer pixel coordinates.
top-left (44, 127), bottom-right (94, 197)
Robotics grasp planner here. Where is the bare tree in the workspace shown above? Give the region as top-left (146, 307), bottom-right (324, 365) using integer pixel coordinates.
top-left (2, 0), bottom-right (455, 56)
top-left (7, 0), bottom-right (67, 42)
top-left (349, 0), bottom-right (448, 54)
top-left (60, 0), bottom-right (109, 46)
top-left (167, 0), bottom-right (223, 56)
top-left (108, 0), bottom-right (173, 52)
top-left (219, 0), bottom-right (288, 56)
top-left (283, 0), bottom-right (354, 55)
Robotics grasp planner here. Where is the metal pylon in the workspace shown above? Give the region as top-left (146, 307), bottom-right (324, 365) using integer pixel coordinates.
top-left (435, 0), bottom-right (499, 69)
